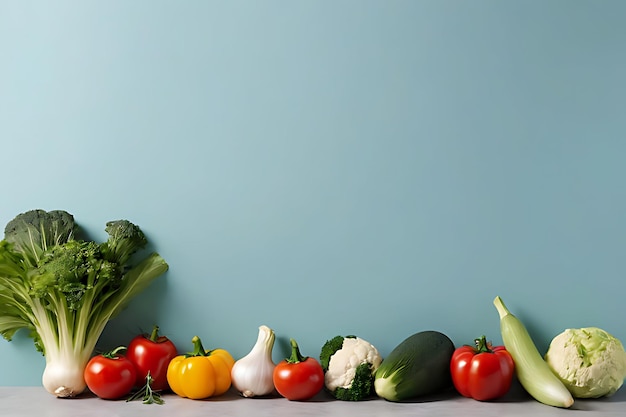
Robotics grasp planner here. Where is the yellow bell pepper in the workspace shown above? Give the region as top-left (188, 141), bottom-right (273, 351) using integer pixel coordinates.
top-left (166, 335), bottom-right (235, 399)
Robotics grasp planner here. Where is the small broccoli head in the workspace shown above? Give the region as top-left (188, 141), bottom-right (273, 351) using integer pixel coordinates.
top-left (101, 220), bottom-right (148, 265)
top-left (333, 362), bottom-right (377, 401)
top-left (320, 335), bottom-right (382, 401)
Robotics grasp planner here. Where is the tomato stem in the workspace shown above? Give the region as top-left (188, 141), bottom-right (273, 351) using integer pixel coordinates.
top-left (149, 325), bottom-right (160, 343)
top-left (102, 345), bottom-right (127, 359)
top-left (286, 338), bottom-right (308, 364)
top-left (474, 335), bottom-right (493, 353)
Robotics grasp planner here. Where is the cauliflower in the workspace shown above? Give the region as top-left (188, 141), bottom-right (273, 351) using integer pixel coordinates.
top-left (545, 327), bottom-right (626, 398)
top-left (319, 335), bottom-right (382, 401)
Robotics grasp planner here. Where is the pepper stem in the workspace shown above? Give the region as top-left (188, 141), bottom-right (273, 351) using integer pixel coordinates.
top-left (286, 338), bottom-right (307, 364)
top-left (149, 325), bottom-right (160, 343)
top-left (187, 335), bottom-right (208, 357)
top-left (474, 335), bottom-right (493, 353)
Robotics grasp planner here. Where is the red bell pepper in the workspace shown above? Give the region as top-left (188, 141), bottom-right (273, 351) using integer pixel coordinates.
top-left (450, 335), bottom-right (515, 401)
top-left (126, 325), bottom-right (178, 391)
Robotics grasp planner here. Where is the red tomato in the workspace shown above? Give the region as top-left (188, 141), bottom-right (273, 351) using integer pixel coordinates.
top-left (273, 338), bottom-right (324, 401)
top-left (84, 346), bottom-right (137, 400)
top-left (126, 325), bottom-right (178, 391)
top-left (450, 335), bottom-right (515, 401)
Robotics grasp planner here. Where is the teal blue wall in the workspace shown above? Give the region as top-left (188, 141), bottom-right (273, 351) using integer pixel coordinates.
top-left (2, 1), bottom-right (626, 386)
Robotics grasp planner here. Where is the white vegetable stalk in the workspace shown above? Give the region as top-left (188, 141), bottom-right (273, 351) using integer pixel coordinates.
top-left (231, 325), bottom-right (276, 397)
top-left (42, 354), bottom-right (89, 398)
top-left (34, 296), bottom-right (108, 397)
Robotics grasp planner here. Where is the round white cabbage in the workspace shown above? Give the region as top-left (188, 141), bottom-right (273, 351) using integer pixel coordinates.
top-left (545, 327), bottom-right (626, 398)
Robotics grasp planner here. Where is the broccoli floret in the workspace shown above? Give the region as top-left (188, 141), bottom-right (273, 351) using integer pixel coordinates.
top-left (101, 220), bottom-right (148, 265)
top-left (334, 362), bottom-right (378, 401)
top-left (34, 240), bottom-right (121, 310)
top-left (320, 335), bottom-right (382, 401)
top-left (4, 209), bottom-right (76, 267)
top-left (320, 335), bottom-right (351, 371)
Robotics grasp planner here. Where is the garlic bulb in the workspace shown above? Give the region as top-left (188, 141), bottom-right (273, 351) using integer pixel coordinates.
top-left (231, 325), bottom-right (276, 397)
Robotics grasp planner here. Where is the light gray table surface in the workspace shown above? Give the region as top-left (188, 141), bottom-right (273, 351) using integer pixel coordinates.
top-left (1, 381), bottom-right (624, 416)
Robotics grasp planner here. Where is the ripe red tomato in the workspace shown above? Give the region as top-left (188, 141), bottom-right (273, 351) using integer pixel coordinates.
top-left (273, 338), bottom-right (324, 401)
top-left (84, 347), bottom-right (137, 400)
top-left (126, 325), bottom-right (178, 391)
top-left (450, 335), bottom-right (515, 401)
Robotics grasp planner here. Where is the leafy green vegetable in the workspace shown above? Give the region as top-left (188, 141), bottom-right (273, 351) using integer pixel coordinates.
top-left (0, 209), bottom-right (168, 397)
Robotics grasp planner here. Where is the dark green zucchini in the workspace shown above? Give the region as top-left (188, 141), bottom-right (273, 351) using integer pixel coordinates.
top-left (374, 330), bottom-right (454, 401)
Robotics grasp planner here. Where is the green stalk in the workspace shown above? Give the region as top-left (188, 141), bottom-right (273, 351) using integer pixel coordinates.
top-left (474, 335), bottom-right (493, 353)
top-left (101, 346), bottom-right (127, 359)
top-left (286, 338), bottom-right (307, 364)
top-left (149, 325), bottom-right (161, 342)
top-left (187, 336), bottom-right (209, 357)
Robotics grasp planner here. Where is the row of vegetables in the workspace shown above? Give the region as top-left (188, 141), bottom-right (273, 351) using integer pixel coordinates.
top-left (81, 297), bottom-right (626, 409)
top-left (1, 210), bottom-right (626, 409)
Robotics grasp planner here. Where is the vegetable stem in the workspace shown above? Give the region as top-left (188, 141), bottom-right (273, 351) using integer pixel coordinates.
top-left (474, 336), bottom-right (493, 354)
top-left (102, 346), bottom-right (127, 359)
top-left (149, 325), bottom-right (160, 343)
top-left (187, 336), bottom-right (208, 357)
top-left (286, 338), bottom-right (307, 364)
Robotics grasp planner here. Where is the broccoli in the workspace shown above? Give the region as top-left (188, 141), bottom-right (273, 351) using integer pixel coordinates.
top-left (33, 240), bottom-right (121, 311)
top-left (320, 335), bottom-right (383, 401)
top-left (4, 209), bottom-right (76, 267)
top-left (101, 219), bottom-right (148, 265)
top-left (0, 209), bottom-right (168, 397)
